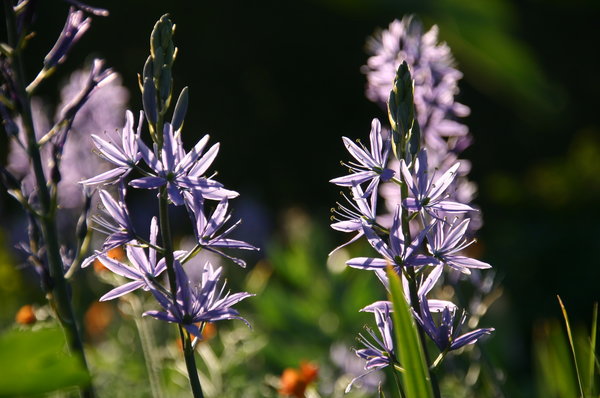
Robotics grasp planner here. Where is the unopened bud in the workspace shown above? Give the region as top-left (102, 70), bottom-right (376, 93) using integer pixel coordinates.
top-left (171, 87), bottom-right (189, 131)
top-left (142, 77), bottom-right (158, 124)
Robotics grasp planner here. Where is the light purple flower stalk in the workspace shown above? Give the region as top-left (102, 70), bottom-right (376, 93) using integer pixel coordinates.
top-left (364, 16), bottom-right (469, 155)
top-left (144, 261), bottom-right (254, 336)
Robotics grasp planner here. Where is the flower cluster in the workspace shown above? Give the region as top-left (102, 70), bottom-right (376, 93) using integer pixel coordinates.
top-left (364, 16), bottom-right (481, 233)
top-left (78, 17), bottom-right (257, 377)
top-left (331, 19), bottom-right (494, 392)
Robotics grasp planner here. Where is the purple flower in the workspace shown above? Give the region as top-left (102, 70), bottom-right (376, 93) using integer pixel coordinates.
top-left (363, 16), bottom-right (470, 155)
top-left (82, 187), bottom-right (135, 267)
top-left (44, 7), bottom-right (91, 70)
top-left (80, 110), bottom-right (141, 186)
top-left (346, 205), bottom-right (436, 271)
top-left (130, 123), bottom-right (237, 205)
top-left (427, 218), bottom-right (491, 274)
top-left (184, 191), bottom-right (258, 267)
top-left (96, 217), bottom-right (166, 301)
top-left (330, 184), bottom-right (378, 255)
top-left (414, 295), bottom-right (494, 352)
top-left (346, 301), bottom-right (395, 393)
top-left (401, 150), bottom-right (474, 217)
top-left (330, 118), bottom-right (395, 194)
top-left (144, 261), bottom-right (253, 336)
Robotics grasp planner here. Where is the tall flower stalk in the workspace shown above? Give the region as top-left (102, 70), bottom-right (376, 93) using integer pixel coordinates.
top-left (1, 2), bottom-right (112, 396)
top-left (330, 17), bottom-right (494, 396)
top-left (81, 15), bottom-right (256, 398)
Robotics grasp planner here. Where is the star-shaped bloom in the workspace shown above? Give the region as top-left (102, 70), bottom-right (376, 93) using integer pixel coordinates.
top-left (346, 301), bottom-right (395, 393)
top-left (414, 295), bottom-right (494, 352)
top-left (330, 118), bottom-right (395, 194)
top-left (80, 110), bottom-right (142, 186)
top-left (130, 123), bottom-right (238, 205)
top-left (346, 205), bottom-right (437, 271)
top-left (143, 261), bottom-right (253, 336)
top-left (427, 218), bottom-right (491, 274)
top-left (96, 217), bottom-right (166, 301)
top-left (184, 191), bottom-right (258, 267)
top-left (82, 187), bottom-right (135, 267)
top-left (330, 184), bottom-right (378, 255)
top-left (401, 150), bottom-right (474, 217)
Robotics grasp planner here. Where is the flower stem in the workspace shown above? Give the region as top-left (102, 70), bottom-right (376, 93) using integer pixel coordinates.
top-left (181, 326), bottom-right (205, 398)
top-left (4, 2), bottom-right (93, 396)
top-left (129, 295), bottom-right (165, 398)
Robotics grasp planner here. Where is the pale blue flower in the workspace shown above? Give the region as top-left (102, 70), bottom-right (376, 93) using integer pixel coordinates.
top-left (144, 261), bottom-right (253, 336)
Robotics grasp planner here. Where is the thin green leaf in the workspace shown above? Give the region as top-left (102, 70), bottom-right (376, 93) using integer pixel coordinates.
top-left (387, 267), bottom-right (434, 398)
top-left (586, 302), bottom-right (598, 397)
top-left (558, 295), bottom-right (585, 397)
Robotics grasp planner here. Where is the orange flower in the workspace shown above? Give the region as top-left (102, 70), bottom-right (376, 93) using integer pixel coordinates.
top-left (93, 246), bottom-right (126, 273)
top-left (15, 305), bottom-right (36, 325)
top-left (278, 361), bottom-right (318, 397)
top-left (84, 301), bottom-right (114, 341)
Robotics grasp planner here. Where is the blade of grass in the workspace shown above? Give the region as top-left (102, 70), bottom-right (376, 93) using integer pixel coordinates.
top-left (387, 267), bottom-right (434, 398)
top-left (586, 302), bottom-right (598, 397)
top-left (558, 295), bottom-right (585, 397)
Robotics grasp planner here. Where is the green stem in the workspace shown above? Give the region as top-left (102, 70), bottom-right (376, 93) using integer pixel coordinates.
top-left (181, 327), bottom-right (205, 398)
top-left (129, 295), bottom-right (165, 398)
top-left (4, 2), bottom-right (94, 396)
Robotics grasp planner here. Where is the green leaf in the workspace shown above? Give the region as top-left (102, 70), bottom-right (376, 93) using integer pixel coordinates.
top-left (586, 303), bottom-right (598, 398)
top-left (387, 267), bottom-right (434, 398)
top-left (0, 327), bottom-right (89, 396)
top-left (558, 295), bottom-right (585, 397)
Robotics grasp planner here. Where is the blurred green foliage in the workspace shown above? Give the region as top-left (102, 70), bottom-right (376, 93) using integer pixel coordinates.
top-left (0, 327), bottom-right (89, 396)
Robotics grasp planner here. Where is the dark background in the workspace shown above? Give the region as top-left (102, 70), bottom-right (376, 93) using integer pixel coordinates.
top-left (2, 0), bottom-right (600, 393)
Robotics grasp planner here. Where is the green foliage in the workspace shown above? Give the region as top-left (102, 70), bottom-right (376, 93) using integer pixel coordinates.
top-left (0, 326), bottom-right (89, 396)
top-left (534, 299), bottom-right (599, 398)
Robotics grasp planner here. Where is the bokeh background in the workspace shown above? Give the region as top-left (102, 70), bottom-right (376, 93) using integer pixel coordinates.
top-left (1, 0), bottom-right (599, 396)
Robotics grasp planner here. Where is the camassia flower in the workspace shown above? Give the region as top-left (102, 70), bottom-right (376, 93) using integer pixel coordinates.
top-left (184, 191), bottom-right (258, 267)
top-left (346, 205), bottom-right (436, 271)
top-left (330, 183), bottom-right (378, 255)
top-left (401, 150), bottom-right (474, 218)
top-left (130, 123), bottom-right (237, 205)
top-left (96, 217), bottom-right (166, 301)
top-left (330, 118), bottom-right (394, 194)
top-left (144, 261), bottom-right (253, 336)
top-left (414, 295), bottom-right (494, 352)
top-left (82, 187), bottom-right (135, 267)
top-left (427, 218), bottom-right (491, 274)
top-left (80, 110), bottom-right (142, 186)
top-left (346, 301), bottom-right (396, 393)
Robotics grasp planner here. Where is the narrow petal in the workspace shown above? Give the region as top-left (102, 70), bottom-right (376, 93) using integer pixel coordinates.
top-left (129, 176), bottom-right (166, 189)
top-left (346, 257), bottom-right (389, 269)
top-left (100, 280), bottom-right (145, 301)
